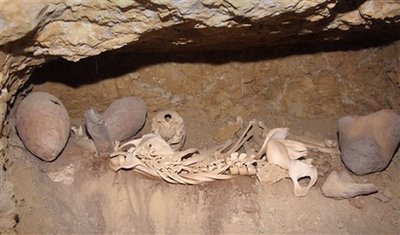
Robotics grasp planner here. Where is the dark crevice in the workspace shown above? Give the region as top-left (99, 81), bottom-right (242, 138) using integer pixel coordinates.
top-left (333, 0), bottom-right (367, 13)
top-left (29, 28), bottom-right (399, 89)
top-left (50, 99), bottom-right (60, 105)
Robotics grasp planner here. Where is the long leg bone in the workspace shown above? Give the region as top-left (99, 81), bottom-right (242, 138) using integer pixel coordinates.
top-left (288, 134), bottom-right (339, 154)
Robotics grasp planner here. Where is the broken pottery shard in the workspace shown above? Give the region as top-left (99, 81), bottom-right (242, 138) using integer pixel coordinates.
top-left (321, 170), bottom-right (378, 199)
top-left (16, 92), bottom-right (70, 161)
top-left (84, 108), bottom-right (112, 153)
top-left (338, 109), bottom-right (400, 175)
top-left (256, 163), bottom-right (288, 185)
top-left (263, 127), bottom-right (318, 197)
top-left (103, 96), bottom-right (147, 142)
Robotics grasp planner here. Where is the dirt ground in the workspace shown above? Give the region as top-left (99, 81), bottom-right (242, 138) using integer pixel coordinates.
top-left (3, 118), bottom-right (400, 234)
top-left (1, 41), bottom-right (399, 234)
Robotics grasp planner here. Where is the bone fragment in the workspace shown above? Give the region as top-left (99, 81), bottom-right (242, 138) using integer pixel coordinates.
top-left (46, 164), bottom-right (75, 185)
top-left (227, 121), bottom-right (255, 155)
top-left (288, 134), bottom-right (339, 154)
top-left (266, 139), bottom-right (291, 169)
top-left (280, 139), bottom-right (308, 160)
top-left (256, 127), bottom-right (289, 159)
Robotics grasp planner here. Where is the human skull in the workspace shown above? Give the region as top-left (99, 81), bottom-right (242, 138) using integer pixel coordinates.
top-left (151, 110), bottom-right (186, 151)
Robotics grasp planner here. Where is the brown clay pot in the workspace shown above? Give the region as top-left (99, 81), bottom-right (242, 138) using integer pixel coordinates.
top-left (16, 92), bottom-right (70, 161)
top-left (103, 96), bottom-right (147, 142)
top-left (85, 96), bottom-right (147, 153)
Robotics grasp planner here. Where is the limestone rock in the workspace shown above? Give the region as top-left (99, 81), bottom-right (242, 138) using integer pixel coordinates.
top-left (0, 167), bottom-right (19, 233)
top-left (321, 170), bottom-right (378, 199)
top-left (1, 0), bottom-right (400, 61)
top-left (338, 109), bottom-right (400, 175)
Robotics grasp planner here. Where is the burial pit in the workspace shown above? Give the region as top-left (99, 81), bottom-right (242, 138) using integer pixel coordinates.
top-left (1, 1), bottom-right (399, 234)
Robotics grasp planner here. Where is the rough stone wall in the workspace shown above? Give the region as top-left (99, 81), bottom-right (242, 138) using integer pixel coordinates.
top-left (29, 41), bottom-right (400, 149)
top-left (1, 0), bottom-right (400, 60)
top-left (1, 0), bottom-right (400, 133)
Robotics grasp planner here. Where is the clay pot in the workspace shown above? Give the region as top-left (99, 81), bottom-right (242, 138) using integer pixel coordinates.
top-left (338, 109), bottom-right (400, 175)
top-left (85, 96), bottom-right (147, 153)
top-left (103, 96), bottom-right (147, 142)
top-left (16, 92), bottom-right (70, 161)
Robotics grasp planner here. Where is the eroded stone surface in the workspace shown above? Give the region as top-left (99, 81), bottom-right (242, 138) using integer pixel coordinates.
top-left (0, 166), bottom-right (18, 233)
top-left (1, 0), bottom-right (400, 61)
top-left (30, 43), bottom-right (400, 126)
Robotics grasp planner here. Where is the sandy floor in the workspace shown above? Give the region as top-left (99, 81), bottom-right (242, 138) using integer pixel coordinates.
top-left (2, 113), bottom-right (399, 234)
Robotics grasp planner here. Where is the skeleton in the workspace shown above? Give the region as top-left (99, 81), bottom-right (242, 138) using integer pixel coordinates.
top-left (110, 134), bottom-right (233, 184)
top-left (110, 114), bottom-right (338, 196)
top-left (110, 119), bottom-right (263, 184)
